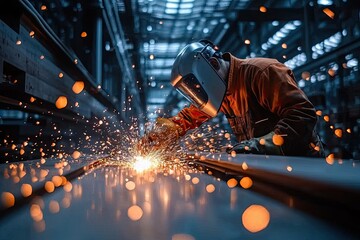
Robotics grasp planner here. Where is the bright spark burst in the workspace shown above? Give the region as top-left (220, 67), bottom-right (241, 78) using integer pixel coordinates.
top-left (131, 154), bottom-right (161, 172)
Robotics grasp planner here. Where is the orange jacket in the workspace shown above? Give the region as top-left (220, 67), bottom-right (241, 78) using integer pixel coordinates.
top-left (170, 53), bottom-right (323, 157)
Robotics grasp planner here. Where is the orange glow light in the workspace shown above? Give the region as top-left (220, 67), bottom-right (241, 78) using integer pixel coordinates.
top-left (240, 177), bottom-right (253, 189)
top-left (326, 153), bottom-right (335, 165)
top-left (55, 96), bottom-right (68, 109)
top-left (21, 184), bottom-right (32, 197)
top-left (328, 69), bottom-right (335, 77)
top-left (259, 6), bottom-right (267, 12)
top-left (334, 128), bottom-right (343, 138)
top-left (206, 184), bottom-right (215, 193)
top-left (227, 178), bottom-right (238, 188)
top-left (45, 181), bottom-right (55, 193)
top-left (52, 176), bottom-right (63, 187)
top-left (30, 204), bottom-right (43, 222)
top-left (242, 205), bottom-right (270, 233)
top-left (81, 32), bottom-right (87, 38)
top-left (63, 182), bottom-right (73, 192)
top-left (272, 134), bottom-right (284, 146)
top-left (1, 192), bottom-right (15, 208)
top-left (125, 181), bottom-right (136, 191)
top-left (72, 81), bottom-right (85, 94)
top-left (72, 150), bottom-right (81, 159)
top-left (301, 71), bottom-right (310, 80)
top-left (323, 8), bottom-right (335, 19)
top-left (191, 177), bottom-right (200, 184)
top-left (128, 205), bottom-right (143, 221)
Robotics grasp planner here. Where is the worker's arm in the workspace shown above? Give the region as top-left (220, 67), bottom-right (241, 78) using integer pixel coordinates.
top-left (135, 105), bottom-right (211, 154)
top-left (170, 104), bottom-right (212, 136)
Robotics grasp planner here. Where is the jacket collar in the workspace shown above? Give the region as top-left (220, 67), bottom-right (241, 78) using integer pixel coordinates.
top-left (222, 52), bottom-right (236, 95)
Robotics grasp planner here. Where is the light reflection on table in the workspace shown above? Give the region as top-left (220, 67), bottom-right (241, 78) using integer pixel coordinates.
top-left (0, 156), bottom-right (358, 240)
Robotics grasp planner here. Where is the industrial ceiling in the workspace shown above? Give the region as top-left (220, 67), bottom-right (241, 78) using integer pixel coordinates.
top-left (24, 0), bottom-right (359, 122)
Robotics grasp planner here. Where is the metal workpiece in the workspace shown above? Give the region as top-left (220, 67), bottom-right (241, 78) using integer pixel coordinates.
top-left (1, 153), bottom-right (359, 240)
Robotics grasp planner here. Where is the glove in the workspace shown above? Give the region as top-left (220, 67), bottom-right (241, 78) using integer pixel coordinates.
top-left (135, 118), bottom-right (184, 155)
top-left (226, 132), bottom-right (284, 155)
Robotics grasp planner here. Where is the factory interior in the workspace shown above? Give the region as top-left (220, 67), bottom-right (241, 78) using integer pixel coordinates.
top-left (1, 0), bottom-right (360, 239)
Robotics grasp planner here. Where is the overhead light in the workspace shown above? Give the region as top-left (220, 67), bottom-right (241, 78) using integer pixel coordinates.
top-left (179, 9), bottom-right (192, 14)
top-left (317, 0), bottom-right (333, 5)
top-left (166, 2), bottom-right (178, 8)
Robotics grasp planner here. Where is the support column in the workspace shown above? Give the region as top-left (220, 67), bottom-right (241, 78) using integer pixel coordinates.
top-left (94, 17), bottom-right (103, 86)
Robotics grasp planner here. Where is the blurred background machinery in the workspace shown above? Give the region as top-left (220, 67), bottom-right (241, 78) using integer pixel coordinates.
top-left (1, 0), bottom-right (360, 159)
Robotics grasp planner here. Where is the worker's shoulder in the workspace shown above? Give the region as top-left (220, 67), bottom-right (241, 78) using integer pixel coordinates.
top-left (241, 57), bottom-right (281, 70)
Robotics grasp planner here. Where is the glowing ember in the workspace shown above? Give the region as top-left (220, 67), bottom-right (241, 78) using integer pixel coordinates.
top-left (240, 177), bottom-right (253, 189)
top-left (334, 129), bottom-right (343, 138)
top-left (191, 177), bottom-right (200, 184)
top-left (72, 81), bottom-right (85, 94)
top-left (55, 96), bottom-right (68, 109)
top-left (227, 178), bottom-right (238, 188)
top-left (206, 184), bottom-right (215, 193)
top-left (1, 192), bottom-right (15, 208)
top-left (63, 182), bottom-right (73, 192)
top-left (316, 110), bottom-right (322, 116)
top-left (45, 181), bottom-right (55, 193)
top-left (72, 150), bottom-right (81, 159)
top-left (125, 181), bottom-right (136, 190)
top-left (21, 184), bottom-right (32, 197)
top-left (127, 205), bottom-right (143, 221)
top-left (242, 205), bottom-right (270, 233)
top-left (272, 134), bottom-right (284, 146)
top-left (323, 8), bottom-right (335, 19)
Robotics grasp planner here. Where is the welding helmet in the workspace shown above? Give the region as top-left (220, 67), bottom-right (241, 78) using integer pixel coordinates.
top-left (170, 40), bottom-right (227, 117)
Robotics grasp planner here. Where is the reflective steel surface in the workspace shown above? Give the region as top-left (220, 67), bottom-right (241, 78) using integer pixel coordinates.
top-left (1, 153), bottom-right (359, 240)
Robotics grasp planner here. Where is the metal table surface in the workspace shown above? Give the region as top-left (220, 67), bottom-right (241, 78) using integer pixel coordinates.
top-left (0, 153), bottom-right (359, 240)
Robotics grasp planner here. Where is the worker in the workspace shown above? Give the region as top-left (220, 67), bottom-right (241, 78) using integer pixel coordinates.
top-left (138, 40), bottom-right (324, 157)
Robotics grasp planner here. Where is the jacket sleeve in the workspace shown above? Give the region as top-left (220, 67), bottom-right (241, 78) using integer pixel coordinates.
top-left (169, 104), bottom-right (211, 136)
top-left (251, 63), bottom-right (317, 153)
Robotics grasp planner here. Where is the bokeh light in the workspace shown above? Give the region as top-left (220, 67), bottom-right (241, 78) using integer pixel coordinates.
top-left (242, 205), bottom-right (270, 233)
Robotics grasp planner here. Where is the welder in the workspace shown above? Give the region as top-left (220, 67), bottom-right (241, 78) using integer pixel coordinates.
top-left (138, 40), bottom-right (324, 157)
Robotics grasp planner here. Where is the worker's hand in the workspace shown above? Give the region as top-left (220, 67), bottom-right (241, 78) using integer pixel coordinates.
top-left (226, 132), bottom-right (284, 155)
top-left (135, 118), bottom-right (183, 155)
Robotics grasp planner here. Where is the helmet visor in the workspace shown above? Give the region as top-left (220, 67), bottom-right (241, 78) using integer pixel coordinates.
top-left (174, 73), bottom-right (208, 109)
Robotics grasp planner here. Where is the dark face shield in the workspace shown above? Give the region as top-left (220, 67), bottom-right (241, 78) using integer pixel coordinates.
top-left (174, 74), bottom-right (208, 109)
top-left (170, 41), bottom-right (227, 117)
